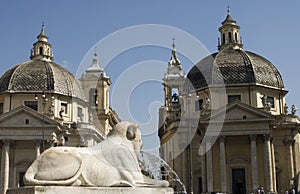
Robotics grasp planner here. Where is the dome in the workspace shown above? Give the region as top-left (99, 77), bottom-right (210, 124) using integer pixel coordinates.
top-left (0, 59), bottom-right (85, 100)
top-left (187, 48), bottom-right (284, 90)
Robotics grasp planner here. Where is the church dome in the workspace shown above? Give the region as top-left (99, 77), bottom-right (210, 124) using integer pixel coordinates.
top-left (0, 25), bottom-right (85, 100)
top-left (187, 9), bottom-right (284, 91)
top-left (0, 59), bottom-right (85, 100)
top-left (187, 48), bottom-right (284, 90)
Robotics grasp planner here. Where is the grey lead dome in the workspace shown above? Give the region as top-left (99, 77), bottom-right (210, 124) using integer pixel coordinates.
top-left (0, 59), bottom-right (85, 100)
top-left (187, 48), bottom-right (284, 90)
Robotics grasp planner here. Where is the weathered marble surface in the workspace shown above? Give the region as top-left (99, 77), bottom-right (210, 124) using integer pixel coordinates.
top-left (24, 121), bottom-right (168, 187)
top-left (7, 186), bottom-right (174, 194)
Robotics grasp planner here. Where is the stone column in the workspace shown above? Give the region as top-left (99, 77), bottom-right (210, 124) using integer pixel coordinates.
top-left (1, 140), bottom-right (10, 194)
top-left (250, 135), bottom-right (259, 191)
top-left (183, 150), bottom-right (187, 188)
top-left (219, 136), bottom-right (227, 193)
top-left (200, 142), bottom-right (207, 193)
top-left (9, 142), bottom-right (15, 188)
top-left (206, 139), bottom-right (213, 193)
top-left (285, 138), bottom-right (295, 182)
top-left (264, 135), bottom-right (273, 192)
top-left (294, 136), bottom-right (300, 178)
top-left (201, 155), bottom-right (207, 193)
top-left (271, 142), bottom-right (277, 193)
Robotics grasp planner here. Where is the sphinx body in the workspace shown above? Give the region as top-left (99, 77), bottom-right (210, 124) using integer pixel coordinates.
top-left (24, 121), bottom-right (169, 187)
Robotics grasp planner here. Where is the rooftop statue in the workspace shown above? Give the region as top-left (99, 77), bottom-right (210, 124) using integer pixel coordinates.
top-left (24, 121), bottom-right (169, 187)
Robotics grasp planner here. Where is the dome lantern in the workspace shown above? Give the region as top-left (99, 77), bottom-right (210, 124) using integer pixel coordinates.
top-left (218, 8), bottom-right (243, 51)
top-left (30, 24), bottom-right (54, 62)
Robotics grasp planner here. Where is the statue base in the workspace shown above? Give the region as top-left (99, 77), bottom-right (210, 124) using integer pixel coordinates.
top-left (7, 186), bottom-right (174, 194)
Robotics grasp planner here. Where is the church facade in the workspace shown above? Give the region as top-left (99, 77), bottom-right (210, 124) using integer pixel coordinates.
top-left (0, 25), bottom-right (119, 194)
top-left (159, 10), bottom-right (300, 194)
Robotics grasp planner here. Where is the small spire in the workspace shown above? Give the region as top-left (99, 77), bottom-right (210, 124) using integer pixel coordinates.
top-left (167, 39), bottom-right (182, 75)
top-left (40, 23), bottom-right (46, 36)
top-left (87, 48), bottom-right (101, 71)
top-left (37, 22), bottom-right (48, 42)
top-left (94, 47), bottom-right (97, 57)
top-left (222, 7), bottom-right (236, 25)
top-left (171, 38), bottom-right (177, 57)
top-left (172, 38), bottom-right (176, 50)
top-left (170, 38), bottom-right (178, 60)
top-left (84, 48), bottom-right (108, 78)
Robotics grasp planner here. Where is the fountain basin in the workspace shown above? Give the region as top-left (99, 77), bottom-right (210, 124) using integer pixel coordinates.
top-left (7, 186), bottom-right (174, 194)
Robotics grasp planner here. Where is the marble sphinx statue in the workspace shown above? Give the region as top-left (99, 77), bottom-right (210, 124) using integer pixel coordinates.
top-left (24, 121), bottom-right (169, 187)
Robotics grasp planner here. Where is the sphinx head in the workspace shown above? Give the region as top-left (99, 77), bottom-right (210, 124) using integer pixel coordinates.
top-left (110, 121), bottom-right (143, 157)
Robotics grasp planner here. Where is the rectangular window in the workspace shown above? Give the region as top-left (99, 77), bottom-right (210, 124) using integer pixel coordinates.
top-left (77, 107), bottom-right (83, 121)
top-left (195, 99), bottom-right (203, 111)
top-left (61, 103), bottom-right (68, 114)
top-left (228, 95), bottom-right (241, 103)
top-left (0, 103), bottom-right (3, 114)
top-left (24, 101), bottom-right (38, 111)
top-left (267, 96), bottom-right (275, 108)
top-left (89, 88), bottom-right (98, 106)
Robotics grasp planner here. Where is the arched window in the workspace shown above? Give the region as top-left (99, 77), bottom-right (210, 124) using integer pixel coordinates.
top-left (222, 33), bottom-right (225, 44)
top-left (171, 88), bottom-right (179, 103)
top-left (89, 88), bottom-right (98, 106)
top-left (39, 47), bottom-right (43, 55)
top-left (235, 32), bottom-right (238, 43)
top-left (228, 32), bottom-right (232, 43)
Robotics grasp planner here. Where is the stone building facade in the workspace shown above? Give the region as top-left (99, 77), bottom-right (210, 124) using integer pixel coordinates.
top-left (0, 25), bottom-right (119, 194)
top-left (159, 10), bottom-right (300, 194)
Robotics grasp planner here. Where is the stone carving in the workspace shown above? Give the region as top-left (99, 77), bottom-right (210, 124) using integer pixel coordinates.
top-left (261, 95), bottom-right (271, 111)
top-left (284, 103), bottom-right (288, 115)
top-left (291, 105), bottom-right (297, 116)
top-left (24, 121), bottom-right (169, 187)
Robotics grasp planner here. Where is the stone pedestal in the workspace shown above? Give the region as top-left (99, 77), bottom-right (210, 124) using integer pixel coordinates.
top-left (6, 186), bottom-right (174, 194)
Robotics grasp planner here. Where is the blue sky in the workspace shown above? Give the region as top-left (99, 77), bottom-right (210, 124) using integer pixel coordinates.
top-left (1, 1), bottom-right (300, 152)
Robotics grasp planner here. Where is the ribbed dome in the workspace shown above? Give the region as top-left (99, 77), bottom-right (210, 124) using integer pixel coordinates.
top-left (0, 59), bottom-right (85, 100)
top-left (187, 48), bottom-right (284, 90)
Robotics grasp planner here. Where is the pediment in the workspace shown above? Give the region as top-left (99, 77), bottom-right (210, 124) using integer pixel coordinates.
top-left (202, 101), bottom-right (274, 122)
top-left (227, 154), bottom-right (249, 164)
top-left (0, 105), bottom-right (59, 126)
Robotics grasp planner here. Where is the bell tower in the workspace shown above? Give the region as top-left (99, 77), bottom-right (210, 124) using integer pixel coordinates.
top-left (80, 50), bottom-right (112, 135)
top-left (218, 8), bottom-right (243, 51)
top-left (158, 40), bottom-right (185, 137)
top-left (30, 24), bottom-right (54, 62)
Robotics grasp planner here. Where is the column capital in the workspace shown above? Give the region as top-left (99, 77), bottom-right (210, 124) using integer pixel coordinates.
top-left (219, 135), bottom-right (226, 143)
top-left (285, 137), bottom-right (295, 145)
top-left (34, 140), bottom-right (41, 146)
top-left (2, 140), bottom-right (11, 146)
top-left (249, 134), bottom-right (257, 141)
top-left (264, 134), bottom-right (271, 141)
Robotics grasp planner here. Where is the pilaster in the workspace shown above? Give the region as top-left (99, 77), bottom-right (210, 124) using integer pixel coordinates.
top-left (206, 138), bottom-right (213, 193)
top-left (285, 138), bottom-right (295, 181)
top-left (1, 140), bottom-right (10, 194)
top-left (219, 136), bottom-right (227, 193)
top-left (250, 134), bottom-right (259, 191)
top-left (264, 135), bottom-right (274, 192)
